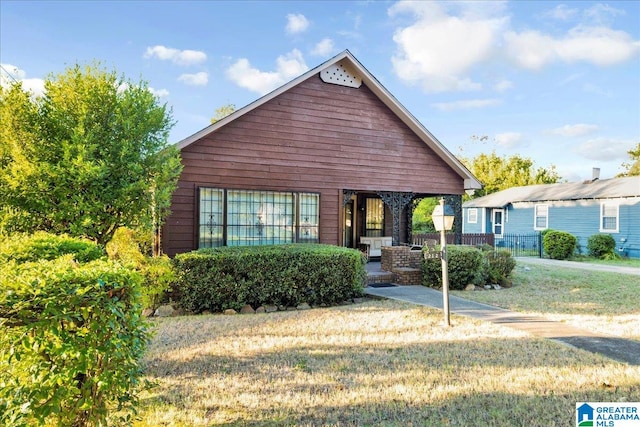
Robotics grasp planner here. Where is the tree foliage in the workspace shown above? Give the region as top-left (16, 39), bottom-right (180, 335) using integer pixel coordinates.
top-left (210, 103), bottom-right (236, 124)
top-left (0, 63), bottom-right (182, 245)
top-left (619, 142), bottom-right (640, 177)
top-left (462, 151), bottom-right (561, 198)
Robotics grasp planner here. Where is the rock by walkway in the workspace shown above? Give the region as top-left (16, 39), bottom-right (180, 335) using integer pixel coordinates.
top-left (365, 284), bottom-right (640, 366)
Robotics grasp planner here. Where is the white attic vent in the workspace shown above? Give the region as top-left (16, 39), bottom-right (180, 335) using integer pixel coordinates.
top-left (320, 61), bottom-right (362, 88)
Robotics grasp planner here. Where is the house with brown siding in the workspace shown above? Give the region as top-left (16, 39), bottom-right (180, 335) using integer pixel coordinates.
top-left (162, 50), bottom-right (481, 257)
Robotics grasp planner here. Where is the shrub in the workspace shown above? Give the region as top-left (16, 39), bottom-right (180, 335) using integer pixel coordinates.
top-left (543, 230), bottom-right (577, 260)
top-left (0, 256), bottom-right (151, 426)
top-left (0, 231), bottom-right (104, 264)
top-left (106, 227), bottom-right (175, 310)
top-left (423, 245), bottom-right (484, 290)
top-left (172, 244), bottom-right (366, 313)
top-left (587, 234), bottom-right (616, 259)
top-left (483, 249), bottom-right (516, 286)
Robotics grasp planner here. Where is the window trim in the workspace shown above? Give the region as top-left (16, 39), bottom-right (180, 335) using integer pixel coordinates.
top-left (599, 202), bottom-right (619, 233)
top-left (533, 204), bottom-right (548, 231)
top-left (197, 187), bottom-right (320, 248)
top-left (467, 208), bottom-right (478, 224)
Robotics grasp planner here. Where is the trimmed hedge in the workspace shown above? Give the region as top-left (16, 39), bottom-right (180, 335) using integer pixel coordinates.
top-left (543, 230), bottom-right (577, 260)
top-left (423, 245), bottom-right (516, 290)
top-left (172, 244), bottom-right (366, 313)
top-left (587, 234), bottom-right (616, 259)
top-left (0, 231), bottom-right (105, 263)
top-left (423, 245), bottom-right (484, 290)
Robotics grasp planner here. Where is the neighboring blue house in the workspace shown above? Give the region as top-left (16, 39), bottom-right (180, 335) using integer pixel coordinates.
top-left (462, 175), bottom-right (640, 258)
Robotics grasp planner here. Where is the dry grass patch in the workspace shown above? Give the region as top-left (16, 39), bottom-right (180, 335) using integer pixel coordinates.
top-left (136, 300), bottom-right (639, 426)
top-left (453, 261), bottom-right (640, 340)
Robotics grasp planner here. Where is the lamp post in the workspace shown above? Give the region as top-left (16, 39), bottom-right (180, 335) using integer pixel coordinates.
top-left (432, 198), bottom-right (455, 327)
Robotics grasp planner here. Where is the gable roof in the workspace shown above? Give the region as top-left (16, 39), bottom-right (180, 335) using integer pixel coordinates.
top-left (464, 176), bottom-right (640, 208)
top-left (176, 49), bottom-right (481, 190)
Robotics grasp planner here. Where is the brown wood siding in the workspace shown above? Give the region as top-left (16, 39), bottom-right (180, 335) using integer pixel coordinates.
top-left (164, 75), bottom-right (464, 256)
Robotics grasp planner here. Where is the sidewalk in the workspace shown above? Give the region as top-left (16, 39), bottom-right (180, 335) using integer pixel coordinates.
top-left (364, 284), bottom-right (640, 366)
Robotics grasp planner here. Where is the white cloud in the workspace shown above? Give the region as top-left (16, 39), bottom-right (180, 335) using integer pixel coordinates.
top-left (574, 138), bottom-right (636, 161)
top-left (493, 80), bottom-right (514, 92)
top-left (149, 87), bottom-right (170, 97)
top-left (544, 4), bottom-right (579, 21)
top-left (312, 38), bottom-right (335, 56)
top-left (495, 132), bottom-right (523, 148)
top-left (583, 3), bottom-right (625, 25)
top-left (505, 26), bottom-right (640, 69)
top-left (432, 98), bottom-right (501, 112)
top-left (144, 45), bottom-right (207, 66)
top-left (0, 63), bottom-right (45, 97)
top-left (178, 72), bottom-right (209, 86)
top-left (548, 124), bottom-right (599, 137)
top-left (388, 1), bottom-right (508, 93)
top-left (226, 49), bottom-right (309, 95)
top-left (286, 13), bottom-right (309, 34)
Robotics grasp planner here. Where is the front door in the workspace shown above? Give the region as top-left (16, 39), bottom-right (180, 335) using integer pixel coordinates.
top-left (493, 209), bottom-right (504, 237)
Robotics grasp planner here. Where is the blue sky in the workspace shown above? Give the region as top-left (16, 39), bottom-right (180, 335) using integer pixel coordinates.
top-left (2, 0), bottom-right (639, 182)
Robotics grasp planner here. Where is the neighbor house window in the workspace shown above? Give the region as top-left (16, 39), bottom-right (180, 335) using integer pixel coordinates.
top-left (199, 188), bottom-right (320, 248)
top-left (600, 203), bottom-right (618, 232)
top-left (534, 204), bottom-right (548, 230)
top-left (467, 208), bottom-right (478, 224)
top-left (365, 198), bottom-right (384, 237)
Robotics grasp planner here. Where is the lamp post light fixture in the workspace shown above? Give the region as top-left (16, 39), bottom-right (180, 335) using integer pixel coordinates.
top-left (432, 198), bottom-right (455, 327)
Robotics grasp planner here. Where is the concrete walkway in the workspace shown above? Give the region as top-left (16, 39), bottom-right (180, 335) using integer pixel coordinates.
top-left (364, 262), bottom-right (640, 365)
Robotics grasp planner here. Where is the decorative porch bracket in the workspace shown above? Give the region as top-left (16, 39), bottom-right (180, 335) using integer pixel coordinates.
top-left (342, 190), bottom-right (357, 207)
top-left (378, 191), bottom-right (415, 246)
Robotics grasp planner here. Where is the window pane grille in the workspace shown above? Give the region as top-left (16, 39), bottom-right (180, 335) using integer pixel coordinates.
top-left (227, 190), bottom-right (294, 246)
top-left (535, 205), bottom-right (548, 229)
top-left (199, 188), bottom-right (224, 248)
top-left (601, 204), bottom-right (618, 231)
top-left (365, 198), bottom-right (384, 237)
top-left (468, 208), bottom-right (477, 224)
top-left (299, 193), bottom-right (319, 242)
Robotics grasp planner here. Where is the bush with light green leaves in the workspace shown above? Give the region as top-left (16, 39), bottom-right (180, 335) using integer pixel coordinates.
top-left (0, 233), bottom-right (152, 427)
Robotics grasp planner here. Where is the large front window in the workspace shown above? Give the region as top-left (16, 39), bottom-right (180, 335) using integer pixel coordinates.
top-left (199, 188), bottom-right (319, 248)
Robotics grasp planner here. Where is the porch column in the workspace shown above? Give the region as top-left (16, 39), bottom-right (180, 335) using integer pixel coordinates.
top-left (378, 191), bottom-right (414, 246)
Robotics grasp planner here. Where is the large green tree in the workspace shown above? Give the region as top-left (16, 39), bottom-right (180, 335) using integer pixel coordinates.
top-left (462, 151), bottom-right (561, 198)
top-left (0, 63), bottom-right (182, 245)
